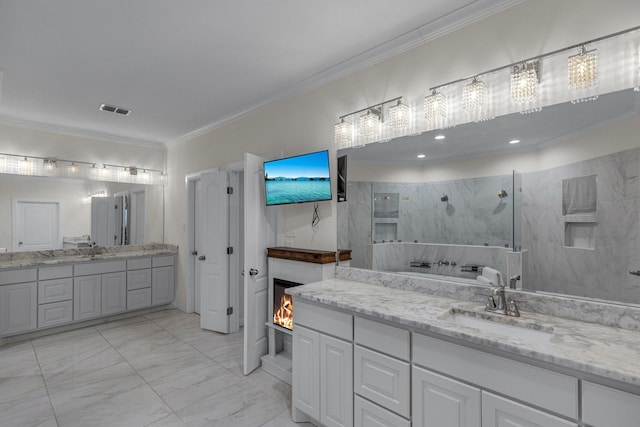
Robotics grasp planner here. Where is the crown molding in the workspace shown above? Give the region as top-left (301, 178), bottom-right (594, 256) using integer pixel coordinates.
top-left (0, 114), bottom-right (166, 150)
top-left (169, 0), bottom-right (524, 146)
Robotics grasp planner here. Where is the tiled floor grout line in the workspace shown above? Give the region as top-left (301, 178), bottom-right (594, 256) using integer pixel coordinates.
top-left (30, 336), bottom-right (63, 427)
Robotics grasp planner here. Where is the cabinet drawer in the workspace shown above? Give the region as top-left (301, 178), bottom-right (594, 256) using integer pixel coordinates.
top-left (482, 392), bottom-right (577, 427)
top-left (74, 260), bottom-right (126, 276)
top-left (0, 268), bottom-right (37, 285)
top-left (582, 381), bottom-right (640, 427)
top-left (127, 258), bottom-right (151, 270)
top-left (38, 277), bottom-right (73, 304)
top-left (152, 255), bottom-right (174, 267)
top-left (413, 333), bottom-right (578, 419)
top-left (39, 265), bottom-right (72, 280)
top-left (127, 269), bottom-right (151, 290)
top-left (354, 316), bottom-right (409, 361)
top-left (38, 300), bottom-right (73, 328)
top-left (355, 345), bottom-right (410, 418)
top-left (127, 288), bottom-right (152, 310)
top-left (295, 300), bottom-right (352, 341)
top-left (354, 396), bottom-right (410, 427)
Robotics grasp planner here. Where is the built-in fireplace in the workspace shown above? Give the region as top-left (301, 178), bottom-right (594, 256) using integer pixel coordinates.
top-left (273, 278), bottom-right (302, 330)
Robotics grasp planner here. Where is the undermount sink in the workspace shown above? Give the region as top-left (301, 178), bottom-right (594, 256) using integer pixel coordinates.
top-left (440, 309), bottom-right (554, 345)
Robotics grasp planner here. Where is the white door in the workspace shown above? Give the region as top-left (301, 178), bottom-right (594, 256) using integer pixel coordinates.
top-left (199, 170), bottom-right (231, 333)
top-left (91, 196), bottom-right (123, 246)
top-left (13, 200), bottom-right (60, 251)
top-left (243, 152), bottom-right (281, 375)
top-left (130, 189), bottom-right (146, 245)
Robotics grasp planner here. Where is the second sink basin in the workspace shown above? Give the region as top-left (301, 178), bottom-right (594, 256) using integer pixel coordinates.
top-left (441, 309), bottom-right (554, 345)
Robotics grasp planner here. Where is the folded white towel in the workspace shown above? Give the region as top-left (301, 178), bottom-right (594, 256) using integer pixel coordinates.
top-left (481, 266), bottom-right (503, 287)
top-left (476, 275), bottom-right (494, 286)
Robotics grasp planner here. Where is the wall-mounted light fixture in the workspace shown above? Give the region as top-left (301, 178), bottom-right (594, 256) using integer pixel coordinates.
top-left (334, 25), bottom-right (640, 149)
top-left (334, 96), bottom-right (410, 148)
top-left (0, 152), bottom-right (166, 185)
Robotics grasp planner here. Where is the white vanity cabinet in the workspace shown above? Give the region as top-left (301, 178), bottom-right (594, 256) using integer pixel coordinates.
top-left (481, 392), bottom-right (576, 427)
top-left (151, 256), bottom-right (175, 306)
top-left (0, 268), bottom-right (37, 335)
top-left (293, 300), bottom-right (353, 427)
top-left (581, 381), bottom-right (640, 427)
top-left (73, 260), bottom-right (127, 320)
top-left (38, 265), bottom-right (73, 328)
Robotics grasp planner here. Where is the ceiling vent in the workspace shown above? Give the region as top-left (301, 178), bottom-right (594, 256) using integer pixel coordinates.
top-left (99, 103), bottom-right (132, 116)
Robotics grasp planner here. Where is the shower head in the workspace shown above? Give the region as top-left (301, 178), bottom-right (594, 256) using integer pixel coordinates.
top-left (497, 190), bottom-right (508, 198)
top-left (441, 195), bottom-right (449, 202)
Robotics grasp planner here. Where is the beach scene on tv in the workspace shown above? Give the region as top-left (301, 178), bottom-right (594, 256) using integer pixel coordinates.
top-left (264, 151), bottom-right (332, 205)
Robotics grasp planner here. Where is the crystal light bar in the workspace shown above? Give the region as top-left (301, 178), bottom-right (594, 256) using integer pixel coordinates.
top-left (0, 152), bottom-right (166, 185)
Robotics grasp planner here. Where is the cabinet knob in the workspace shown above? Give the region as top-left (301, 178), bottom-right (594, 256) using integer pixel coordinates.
top-left (249, 268), bottom-right (259, 276)
top-left (198, 255), bottom-right (206, 261)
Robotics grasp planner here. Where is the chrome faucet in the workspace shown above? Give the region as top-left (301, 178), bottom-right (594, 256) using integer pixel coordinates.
top-left (485, 285), bottom-right (520, 317)
top-left (509, 274), bottom-right (521, 289)
top-left (90, 242), bottom-right (100, 257)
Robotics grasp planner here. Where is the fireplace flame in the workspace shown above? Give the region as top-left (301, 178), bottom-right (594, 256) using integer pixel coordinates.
top-left (274, 294), bottom-right (293, 330)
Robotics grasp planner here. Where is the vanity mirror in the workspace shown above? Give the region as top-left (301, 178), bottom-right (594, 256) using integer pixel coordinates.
top-left (0, 173), bottom-right (164, 252)
top-left (338, 88), bottom-right (640, 305)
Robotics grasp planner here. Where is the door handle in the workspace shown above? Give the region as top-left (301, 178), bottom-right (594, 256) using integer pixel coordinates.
top-left (198, 255), bottom-right (206, 261)
top-left (630, 270), bottom-right (640, 276)
top-left (249, 268), bottom-right (259, 276)
top-left (192, 250), bottom-right (198, 256)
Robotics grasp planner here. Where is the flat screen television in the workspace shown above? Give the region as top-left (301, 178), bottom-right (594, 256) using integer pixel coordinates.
top-left (264, 150), bottom-right (332, 206)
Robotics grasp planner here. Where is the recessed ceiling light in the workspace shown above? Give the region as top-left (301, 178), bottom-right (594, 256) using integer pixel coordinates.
top-left (417, 154), bottom-right (426, 159)
top-left (434, 135), bottom-right (446, 140)
top-left (509, 139), bottom-right (520, 144)
top-left (99, 103), bottom-right (132, 116)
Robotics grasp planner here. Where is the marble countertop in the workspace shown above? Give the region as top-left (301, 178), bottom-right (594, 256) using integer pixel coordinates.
top-left (287, 278), bottom-right (640, 389)
top-left (0, 244), bottom-right (178, 270)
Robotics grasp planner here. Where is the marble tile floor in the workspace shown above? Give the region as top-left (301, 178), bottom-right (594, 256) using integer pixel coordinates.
top-left (0, 309), bottom-right (314, 427)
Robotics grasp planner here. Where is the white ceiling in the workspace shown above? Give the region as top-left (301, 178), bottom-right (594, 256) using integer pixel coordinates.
top-left (0, 0), bottom-right (521, 146)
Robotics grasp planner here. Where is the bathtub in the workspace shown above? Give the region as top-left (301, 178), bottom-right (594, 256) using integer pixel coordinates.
top-left (396, 271), bottom-right (481, 285)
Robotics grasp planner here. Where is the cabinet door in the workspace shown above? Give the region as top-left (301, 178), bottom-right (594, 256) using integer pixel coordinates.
top-left (321, 334), bottom-right (353, 427)
top-left (102, 271), bottom-right (127, 315)
top-left (152, 266), bottom-right (175, 305)
top-left (74, 275), bottom-right (102, 320)
top-left (482, 392), bottom-right (577, 427)
top-left (293, 325), bottom-right (321, 421)
top-left (412, 366), bottom-right (480, 427)
top-left (0, 282), bottom-right (37, 335)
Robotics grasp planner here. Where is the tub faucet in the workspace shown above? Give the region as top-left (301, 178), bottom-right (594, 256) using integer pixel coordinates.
top-left (485, 285), bottom-right (520, 317)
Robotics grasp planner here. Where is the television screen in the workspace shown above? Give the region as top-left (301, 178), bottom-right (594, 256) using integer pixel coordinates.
top-left (264, 150), bottom-right (332, 206)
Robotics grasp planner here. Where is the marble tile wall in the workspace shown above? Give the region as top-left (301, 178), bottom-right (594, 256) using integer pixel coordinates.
top-left (338, 176), bottom-right (514, 270)
top-left (522, 147), bottom-right (640, 304)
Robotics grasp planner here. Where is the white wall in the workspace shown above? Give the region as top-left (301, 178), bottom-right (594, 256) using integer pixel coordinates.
top-left (165, 0), bottom-right (640, 309)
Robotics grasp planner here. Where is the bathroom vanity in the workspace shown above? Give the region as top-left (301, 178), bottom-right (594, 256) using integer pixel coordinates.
top-left (288, 267), bottom-right (640, 427)
top-left (0, 244), bottom-right (177, 339)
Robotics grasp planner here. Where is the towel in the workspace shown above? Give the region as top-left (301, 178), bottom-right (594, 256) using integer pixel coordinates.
top-left (481, 266), bottom-right (503, 287)
top-left (476, 275), bottom-right (494, 286)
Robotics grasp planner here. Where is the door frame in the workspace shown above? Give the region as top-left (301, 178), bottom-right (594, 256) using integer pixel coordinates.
top-left (185, 169), bottom-right (217, 314)
top-left (227, 160), bottom-right (244, 332)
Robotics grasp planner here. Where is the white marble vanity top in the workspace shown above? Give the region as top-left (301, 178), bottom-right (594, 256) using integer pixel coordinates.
top-left (0, 243), bottom-right (177, 270)
top-left (287, 278), bottom-right (640, 389)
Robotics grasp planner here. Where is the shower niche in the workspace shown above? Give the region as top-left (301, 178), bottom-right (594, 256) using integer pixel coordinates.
top-left (562, 175), bottom-right (597, 250)
top-left (373, 192), bottom-right (399, 242)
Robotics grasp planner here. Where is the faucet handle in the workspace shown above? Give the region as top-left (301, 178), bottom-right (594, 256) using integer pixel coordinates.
top-left (485, 296), bottom-right (496, 309)
top-left (506, 299), bottom-right (521, 317)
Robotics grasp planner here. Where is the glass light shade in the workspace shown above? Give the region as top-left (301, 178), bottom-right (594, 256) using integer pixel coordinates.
top-left (510, 63), bottom-right (539, 103)
top-left (568, 48), bottom-right (598, 90)
top-left (424, 91), bottom-right (448, 123)
top-left (359, 110), bottom-right (380, 137)
top-left (334, 119), bottom-right (353, 146)
top-left (388, 101), bottom-right (410, 129)
top-left (462, 78), bottom-right (488, 112)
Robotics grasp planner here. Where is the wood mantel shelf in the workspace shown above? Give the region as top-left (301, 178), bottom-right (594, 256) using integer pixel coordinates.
top-left (267, 247), bottom-right (351, 264)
